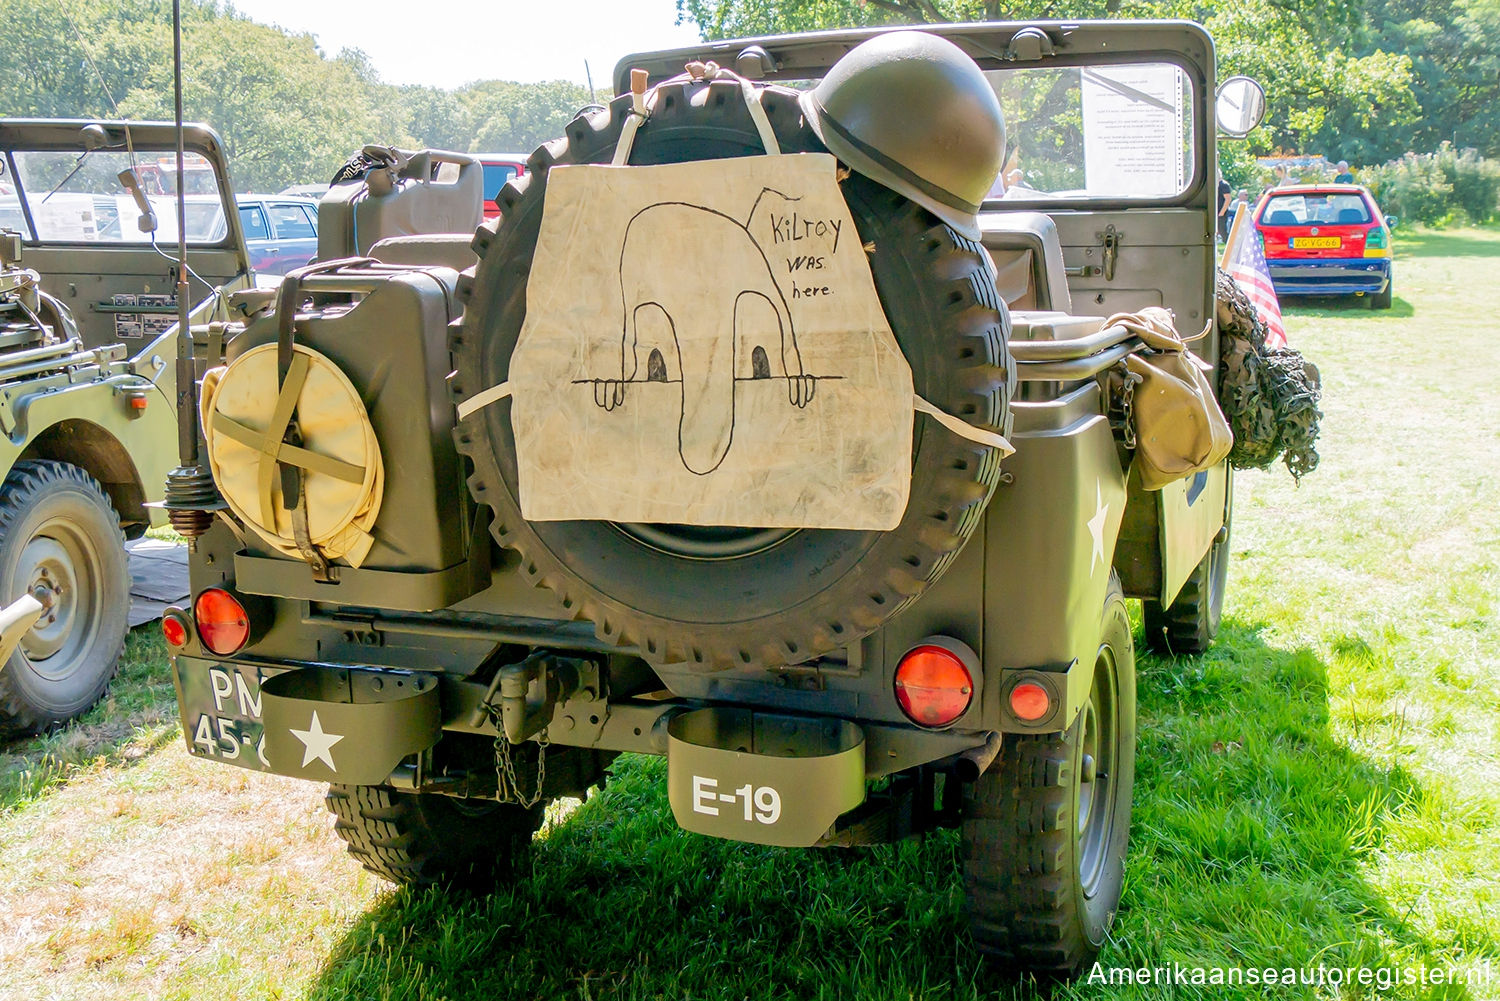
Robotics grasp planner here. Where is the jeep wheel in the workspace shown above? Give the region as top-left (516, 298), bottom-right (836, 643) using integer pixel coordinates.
top-left (453, 79), bottom-right (1014, 672)
top-left (961, 575), bottom-right (1136, 976)
top-left (1143, 476), bottom-right (1231, 656)
top-left (325, 784), bottom-right (544, 887)
top-left (0, 460), bottom-right (129, 737)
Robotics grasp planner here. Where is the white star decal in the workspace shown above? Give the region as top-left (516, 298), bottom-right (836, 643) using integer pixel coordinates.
top-left (1087, 481), bottom-right (1109, 575)
top-left (290, 710), bottom-right (344, 771)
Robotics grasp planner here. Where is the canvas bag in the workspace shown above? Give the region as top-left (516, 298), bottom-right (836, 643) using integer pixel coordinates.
top-left (1111, 307), bottom-right (1234, 490)
top-left (458, 75), bottom-right (1011, 530)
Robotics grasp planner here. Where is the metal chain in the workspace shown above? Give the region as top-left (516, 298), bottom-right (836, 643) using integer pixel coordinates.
top-left (1110, 365), bottom-right (1142, 449)
top-left (482, 700), bottom-right (548, 808)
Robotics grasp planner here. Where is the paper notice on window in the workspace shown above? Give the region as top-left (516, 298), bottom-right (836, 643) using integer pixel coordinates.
top-left (1081, 65), bottom-right (1185, 197)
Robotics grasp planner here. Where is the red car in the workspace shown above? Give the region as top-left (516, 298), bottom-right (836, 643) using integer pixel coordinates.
top-left (475, 154), bottom-right (529, 219)
top-left (1252, 183), bottom-right (1394, 308)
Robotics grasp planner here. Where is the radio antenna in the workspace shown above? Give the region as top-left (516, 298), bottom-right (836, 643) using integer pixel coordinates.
top-left (160, 0), bottom-right (222, 543)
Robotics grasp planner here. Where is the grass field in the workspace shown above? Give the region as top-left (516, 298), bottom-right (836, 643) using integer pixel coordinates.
top-left (1, 228), bottom-right (1497, 1001)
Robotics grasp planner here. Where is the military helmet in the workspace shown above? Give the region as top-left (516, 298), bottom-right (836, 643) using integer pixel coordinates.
top-left (800, 30), bottom-right (1005, 240)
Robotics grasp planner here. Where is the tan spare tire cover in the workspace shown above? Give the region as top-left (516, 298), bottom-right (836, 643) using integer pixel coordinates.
top-left (202, 343), bottom-right (384, 566)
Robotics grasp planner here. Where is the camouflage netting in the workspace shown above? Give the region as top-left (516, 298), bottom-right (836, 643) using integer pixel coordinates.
top-left (1214, 268), bottom-right (1323, 479)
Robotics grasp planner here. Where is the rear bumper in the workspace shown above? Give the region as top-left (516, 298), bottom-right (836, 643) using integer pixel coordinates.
top-left (170, 653), bottom-right (991, 778)
top-left (1268, 257), bottom-right (1390, 296)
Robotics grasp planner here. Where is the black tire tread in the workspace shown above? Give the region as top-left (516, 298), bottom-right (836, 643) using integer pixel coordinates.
top-left (962, 729), bottom-right (1092, 971)
top-left (325, 783), bottom-right (543, 886)
top-left (1142, 560), bottom-right (1213, 654)
top-left (0, 459), bottom-right (127, 738)
top-left (1143, 500), bottom-right (1229, 656)
top-left (962, 576), bottom-right (1134, 976)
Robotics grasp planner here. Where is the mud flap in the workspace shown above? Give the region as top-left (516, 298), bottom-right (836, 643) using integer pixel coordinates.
top-left (666, 708), bottom-right (865, 847)
top-left (260, 667), bottom-right (441, 784)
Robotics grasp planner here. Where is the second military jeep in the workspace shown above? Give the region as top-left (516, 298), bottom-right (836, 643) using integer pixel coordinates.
top-left (0, 121), bottom-right (249, 736)
top-left (165, 20), bottom-right (1257, 977)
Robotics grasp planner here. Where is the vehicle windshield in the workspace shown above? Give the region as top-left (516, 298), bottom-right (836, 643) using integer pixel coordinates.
top-left (1260, 192), bottom-right (1371, 226)
top-left (986, 62), bottom-right (1195, 202)
top-left (2, 149), bottom-right (230, 244)
top-left (768, 59), bottom-right (1197, 205)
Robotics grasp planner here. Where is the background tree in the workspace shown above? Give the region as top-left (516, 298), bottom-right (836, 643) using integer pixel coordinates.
top-left (0, 0), bottom-right (592, 190)
top-left (117, 15), bottom-right (404, 190)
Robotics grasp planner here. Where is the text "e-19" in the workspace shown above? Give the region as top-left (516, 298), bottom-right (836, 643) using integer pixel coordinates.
top-left (691, 775), bottom-right (781, 824)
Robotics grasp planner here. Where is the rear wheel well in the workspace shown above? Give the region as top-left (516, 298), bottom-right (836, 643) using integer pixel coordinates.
top-left (18, 420), bottom-right (148, 539)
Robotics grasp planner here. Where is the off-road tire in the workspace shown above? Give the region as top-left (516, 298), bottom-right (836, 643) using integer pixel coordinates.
top-left (0, 460), bottom-right (128, 738)
top-left (1369, 279), bottom-right (1393, 310)
top-left (452, 80), bottom-right (1013, 672)
top-left (1142, 477), bottom-right (1231, 656)
top-left (325, 784), bottom-right (544, 887)
top-left (961, 575), bottom-right (1136, 976)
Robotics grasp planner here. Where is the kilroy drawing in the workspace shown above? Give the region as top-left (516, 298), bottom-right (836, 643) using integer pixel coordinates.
top-left (505, 153), bottom-right (915, 530)
top-left (575, 191), bottom-right (839, 476)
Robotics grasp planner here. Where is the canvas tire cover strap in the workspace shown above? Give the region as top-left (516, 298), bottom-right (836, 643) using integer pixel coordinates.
top-left (452, 76), bottom-right (1014, 672)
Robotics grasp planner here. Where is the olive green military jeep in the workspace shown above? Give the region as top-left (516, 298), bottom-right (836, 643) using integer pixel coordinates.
top-left (0, 121), bottom-right (250, 736)
top-left (164, 22), bottom-right (1262, 977)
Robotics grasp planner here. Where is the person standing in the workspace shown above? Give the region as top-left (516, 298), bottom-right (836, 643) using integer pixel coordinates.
top-left (1227, 188), bottom-right (1249, 232)
top-left (1217, 170), bottom-right (1232, 241)
top-left (1334, 160), bottom-right (1354, 183)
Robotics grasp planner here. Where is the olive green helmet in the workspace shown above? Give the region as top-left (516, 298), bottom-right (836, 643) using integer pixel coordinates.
top-left (800, 30), bottom-right (1005, 240)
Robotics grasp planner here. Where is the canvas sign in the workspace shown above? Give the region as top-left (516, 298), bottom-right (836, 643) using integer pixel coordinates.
top-left (499, 152), bottom-right (916, 530)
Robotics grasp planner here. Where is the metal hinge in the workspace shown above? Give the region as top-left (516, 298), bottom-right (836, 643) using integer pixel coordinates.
top-left (1101, 224), bottom-right (1120, 281)
top-left (1065, 224), bottom-right (1122, 281)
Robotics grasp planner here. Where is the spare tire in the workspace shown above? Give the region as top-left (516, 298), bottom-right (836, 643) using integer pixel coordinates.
top-left (452, 78), bottom-right (1013, 671)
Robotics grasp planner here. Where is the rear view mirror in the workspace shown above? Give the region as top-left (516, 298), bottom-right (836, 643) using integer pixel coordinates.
top-left (1215, 77), bottom-right (1266, 138)
top-left (116, 167), bottom-right (158, 234)
top-left (1384, 215), bottom-right (1399, 229)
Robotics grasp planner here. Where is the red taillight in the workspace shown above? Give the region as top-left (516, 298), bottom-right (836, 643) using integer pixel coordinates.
top-left (161, 613), bottom-right (189, 648)
top-left (1009, 681), bottom-right (1052, 721)
top-left (194, 588), bottom-right (249, 655)
top-left (894, 644), bottom-right (974, 728)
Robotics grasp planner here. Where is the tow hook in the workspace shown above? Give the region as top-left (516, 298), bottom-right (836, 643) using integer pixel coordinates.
top-left (0, 586), bottom-right (52, 671)
top-left (472, 652), bottom-right (588, 744)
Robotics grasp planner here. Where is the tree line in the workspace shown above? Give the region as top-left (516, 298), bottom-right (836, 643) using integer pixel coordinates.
top-left (0, 0), bottom-right (593, 192)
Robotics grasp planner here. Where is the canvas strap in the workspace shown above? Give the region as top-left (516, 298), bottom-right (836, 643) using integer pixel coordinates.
top-left (271, 258), bottom-right (375, 578)
top-left (613, 63), bottom-right (780, 167)
top-left (459, 379), bottom-right (1011, 454)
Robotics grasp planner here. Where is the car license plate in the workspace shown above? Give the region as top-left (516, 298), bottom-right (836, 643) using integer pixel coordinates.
top-left (1292, 236), bottom-right (1341, 249)
top-left (172, 655), bottom-right (283, 771)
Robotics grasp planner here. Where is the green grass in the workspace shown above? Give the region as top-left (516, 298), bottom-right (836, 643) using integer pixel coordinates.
top-left (0, 630), bottom-right (178, 813)
top-left (1, 229), bottom-right (1497, 1001)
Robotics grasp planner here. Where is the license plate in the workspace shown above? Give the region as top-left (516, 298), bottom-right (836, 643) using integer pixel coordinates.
top-left (1292, 236), bottom-right (1341, 249)
top-left (172, 656), bottom-right (282, 771)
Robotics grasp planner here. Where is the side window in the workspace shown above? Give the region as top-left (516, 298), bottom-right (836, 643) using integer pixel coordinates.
top-left (238, 204), bottom-right (270, 241)
top-left (987, 62), bottom-right (1195, 202)
top-left (269, 203), bottom-right (316, 239)
top-left (483, 163), bottom-right (518, 202)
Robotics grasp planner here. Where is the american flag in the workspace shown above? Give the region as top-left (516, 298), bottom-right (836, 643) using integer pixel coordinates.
top-left (1225, 224), bottom-right (1287, 348)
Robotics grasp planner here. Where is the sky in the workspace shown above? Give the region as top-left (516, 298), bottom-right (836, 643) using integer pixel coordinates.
top-left (228, 0), bottom-right (703, 91)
